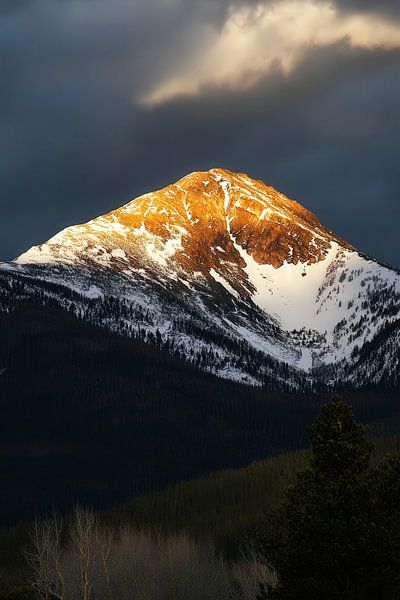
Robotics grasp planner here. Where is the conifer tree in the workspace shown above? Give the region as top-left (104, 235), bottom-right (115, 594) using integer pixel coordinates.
top-left (262, 396), bottom-right (400, 600)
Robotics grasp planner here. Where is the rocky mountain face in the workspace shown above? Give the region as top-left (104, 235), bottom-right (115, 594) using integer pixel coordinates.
top-left (1, 168), bottom-right (399, 389)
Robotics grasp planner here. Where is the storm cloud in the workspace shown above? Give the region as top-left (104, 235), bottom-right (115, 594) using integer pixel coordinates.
top-left (1, 0), bottom-right (399, 265)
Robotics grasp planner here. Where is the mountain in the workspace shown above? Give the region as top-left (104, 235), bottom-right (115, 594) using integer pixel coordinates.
top-left (1, 168), bottom-right (399, 388)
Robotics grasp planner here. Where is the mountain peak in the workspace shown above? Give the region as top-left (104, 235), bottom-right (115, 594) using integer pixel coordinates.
top-left (16, 168), bottom-right (352, 272)
top-left (5, 168), bottom-right (400, 387)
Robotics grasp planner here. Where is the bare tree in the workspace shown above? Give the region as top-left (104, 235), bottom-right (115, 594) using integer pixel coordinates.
top-left (25, 509), bottom-right (274, 600)
top-left (26, 514), bottom-right (65, 600)
top-left (95, 526), bottom-right (114, 600)
top-left (230, 550), bottom-right (277, 600)
top-left (70, 506), bottom-right (98, 600)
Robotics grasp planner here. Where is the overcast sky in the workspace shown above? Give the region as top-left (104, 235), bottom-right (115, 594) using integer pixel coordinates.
top-left (1, 0), bottom-right (399, 264)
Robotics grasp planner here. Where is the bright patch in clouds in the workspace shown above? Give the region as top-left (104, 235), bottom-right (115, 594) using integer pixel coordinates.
top-left (139, 0), bottom-right (400, 105)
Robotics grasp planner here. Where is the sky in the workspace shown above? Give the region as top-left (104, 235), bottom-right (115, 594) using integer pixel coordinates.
top-left (1, 0), bottom-right (399, 265)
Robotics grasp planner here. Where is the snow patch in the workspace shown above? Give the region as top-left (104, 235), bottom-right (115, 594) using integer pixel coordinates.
top-left (111, 248), bottom-right (127, 260)
top-left (210, 268), bottom-right (239, 298)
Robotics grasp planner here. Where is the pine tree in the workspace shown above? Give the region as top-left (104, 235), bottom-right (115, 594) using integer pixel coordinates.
top-left (261, 396), bottom-right (400, 600)
top-left (366, 455), bottom-right (400, 596)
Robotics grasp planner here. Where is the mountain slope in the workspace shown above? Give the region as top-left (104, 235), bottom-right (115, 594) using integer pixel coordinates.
top-left (2, 168), bottom-right (399, 387)
top-left (0, 299), bottom-right (322, 525)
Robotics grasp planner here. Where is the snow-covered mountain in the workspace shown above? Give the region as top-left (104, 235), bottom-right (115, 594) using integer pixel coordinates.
top-left (1, 168), bottom-right (399, 388)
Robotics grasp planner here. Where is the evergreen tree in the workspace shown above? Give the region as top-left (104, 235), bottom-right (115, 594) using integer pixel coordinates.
top-left (261, 396), bottom-right (400, 600)
top-left (366, 455), bottom-right (400, 596)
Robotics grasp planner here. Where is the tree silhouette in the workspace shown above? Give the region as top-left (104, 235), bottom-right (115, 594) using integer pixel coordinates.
top-left (262, 396), bottom-right (400, 600)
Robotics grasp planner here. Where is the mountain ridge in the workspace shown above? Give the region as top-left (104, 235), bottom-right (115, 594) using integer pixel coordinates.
top-left (1, 168), bottom-right (399, 388)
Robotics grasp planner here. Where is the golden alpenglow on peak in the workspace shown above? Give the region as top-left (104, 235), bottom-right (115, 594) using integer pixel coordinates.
top-left (8, 167), bottom-right (400, 385)
top-left (16, 168), bottom-right (352, 272)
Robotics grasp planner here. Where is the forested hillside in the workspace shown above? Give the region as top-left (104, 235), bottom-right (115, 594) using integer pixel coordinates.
top-left (0, 299), bottom-right (315, 525)
top-left (114, 434), bottom-right (400, 554)
top-left (1, 298), bottom-right (399, 527)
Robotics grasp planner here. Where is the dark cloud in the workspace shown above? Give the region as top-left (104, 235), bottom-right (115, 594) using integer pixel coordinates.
top-left (181, 0), bottom-right (400, 21)
top-left (220, 0), bottom-right (400, 20)
top-left (0, 0), bottom-right (34, 15)
top-left (333, 0), bottom-right (400, 19)
top-left (0, 0), bottom-right (399, 266)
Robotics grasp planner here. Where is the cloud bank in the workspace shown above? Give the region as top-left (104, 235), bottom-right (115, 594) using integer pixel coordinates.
top-left (140, 0), bottom-right (400, 105)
